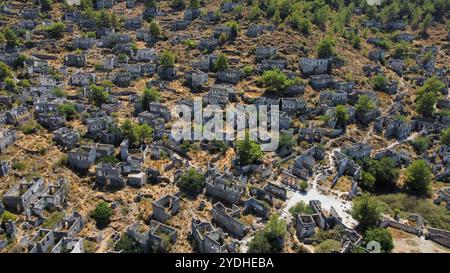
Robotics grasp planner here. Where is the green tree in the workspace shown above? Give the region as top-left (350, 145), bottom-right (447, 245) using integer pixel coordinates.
top-left (135, 123), bottom-right (153, 144)
top-left (335, 105), bottom-right (349, 127)
top-left (411, 136), bottom-right (430, 153)
top-left (416, 77), bottom-right (445, 117)
top-left (249, 4), bottom-right (262, 21)
top-left (52, 87), bottom-right (66, 98)
top-left (178, 168), bottom-right (205, 193)
top-left (441, 127), bottom-right (450, 146)
top-left (317, 38), bottom-right (335, 59)
top-left (364, 228), bottom-right (394, 253)
top-left (360, 171), bottom-right (376, 192)
top-left (247, 232), bottom-right (272, 253)
top-left (393, 42), bottom-right (409, 59)
top-left (58, 103), bottom-right (78, 120)
top-left (171, 0), bottom-right (185, 10)
top-left (141, 87), bottom-right (162, 111)
top-left (352, 194), bottom-right (385, 229)
top-left (314, 5), bottom-right (330, 30)
top-left (144, 0), bottom-right (158, 8)
top-left (4, 78), bottom-right (16, 92)
top-left (214, 53), bottom-right (229, 72)
top-left (288, 201), bottom-right (314, 217)
top-left (90, 84), bottom-right (109, 106)
top-left (248, 214), bottom-right (286, 253)
top-left (188, 0), bottom-right (200, 9)
top-left (40, 0), bottom-right (52, 11)
top-left (91, 201), bottom-right (113, 229)
top-left (149, 21), bottom-right (161, 37)
top-left (120, 119), bottom-right (138, 146)
top-left (160, 50), bottom-right (176, 69)
top-left (236, 132), bottom-right (263, 166)
top-left (365, 157), bottom-right (399, 191)
top-left (0, 32), bottom-right (5, 45)
top-left (405, 159), bottom-right (432, 196)
top-left (419, 14), bottom-right (433, 36)
top-left (355, 94), bottom-right (376, 113)
top-left (225, 21), bottom-right (240, 39)
top-left (3, 29), bottom-right (19, 46)
top-left (351, 35), bottom-right (361, 49)
top-left (416, 91), bottom-right (438, 117)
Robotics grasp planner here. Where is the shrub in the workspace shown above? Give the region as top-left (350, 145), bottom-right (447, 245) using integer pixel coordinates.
top-left (12, 162), bottom-right (26, 171)
top-left (42, 211), bottom-right (65, 229)
top-left (214, 53), bottom-right (229, 72)
top-left (56, 155), bottom-right (68, 167)
top-left (52, 87), bottom-right (66, 98)
top-left (97, 155), bottom-right (119, 165)
top-left (3, 28), bottom-right (19, 46)
top-left (375, 193), bottom-right (450, 230)
top-left (19, 120), bottom-right (40, 135)
top-left (260, 69), bottom-right (288, 91)
top-left (171, 0), bottom-right (185, 10)
top-left (114, 234), bottom-right (144, 253)
top-left (260, 69), bottom-right (301, 93)
top-left (149, 21), bottom-right (161, 37)
top-left (393, 42), bottom-right (409, 59)
top-left (243, 65), bottom-right (254, 76)
top-left (144, 0), bottom-right (158, 8)
top-left (373, 75), bottom-right (388, 91)
top-left (40, 0), bottom-right (52, 11)
top-left (0, 61), bottom-right (12, 81)
top-left (42, 22), bottom-right (66, 39)
top-left (91, 201), bottom-right (113, 229)
top-left (249, 4), bottom-right (262, 21)
top-left (315, 239), bottom-right (341, 253)
top-left (1, 211), bottom-right (17, 225)
top-left (182, 39), bottom-right (197, 49)
top-left (351, 35), bottom-right (361, 49)
top-left (225, 21), bottom-right (239, 38)
top-left (188, 0), bottom-right (200, 9)
top-left (210, 140), bottom-right (228, 153)
top-left (335, 105), bottom-right (349, 127)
